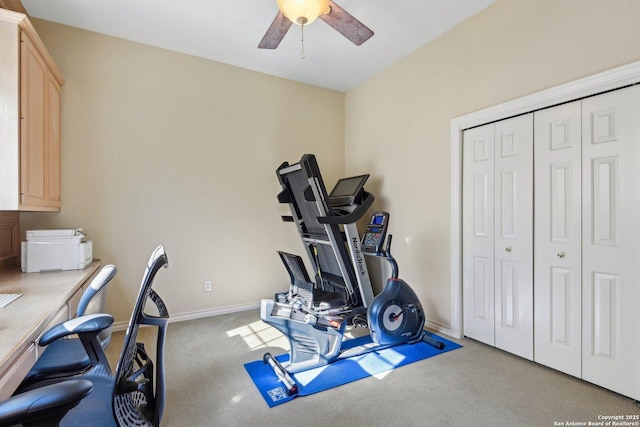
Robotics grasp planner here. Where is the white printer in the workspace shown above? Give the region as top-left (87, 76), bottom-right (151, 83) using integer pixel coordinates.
top-left (21, 229), bottom-right (93, 273)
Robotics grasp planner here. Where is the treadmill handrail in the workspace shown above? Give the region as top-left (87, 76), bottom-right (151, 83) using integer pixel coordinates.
top-left (317, 191), bottom-right (374, 225)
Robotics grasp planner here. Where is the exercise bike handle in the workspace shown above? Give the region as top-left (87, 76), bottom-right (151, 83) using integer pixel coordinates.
top-left (385, 235), bottom-right (399, 280)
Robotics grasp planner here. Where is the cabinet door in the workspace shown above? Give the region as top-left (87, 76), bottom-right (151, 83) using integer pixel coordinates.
top-left (0, 212), bottom-right (19, 269)
top-left (46, 74), bottom-right (61, 207)
top-left (19, 31), bottom-right (61, 210)
top-left (20, 32), bottom-right (47, 207)
top-left (493, 114), bottom-right (533, 360)
top-left (462, 123), bottom-right (495, 346)
top-left (533, 101), bottom-right (582, 376)
top-left (582, 85), bottom-right (640, 400)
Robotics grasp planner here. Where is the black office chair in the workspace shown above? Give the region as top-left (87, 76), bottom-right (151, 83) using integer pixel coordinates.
top-left (17, 265), bottom-right (117, 391)
top-left (2, 246), bottom-right (170, 427)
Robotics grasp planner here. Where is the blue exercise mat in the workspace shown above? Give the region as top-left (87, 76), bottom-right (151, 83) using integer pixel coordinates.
top-left (244, 332), bottom-right (462, 407)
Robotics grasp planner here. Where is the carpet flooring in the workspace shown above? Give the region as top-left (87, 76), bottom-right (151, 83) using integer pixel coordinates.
top-left (106, 309), bottom-right (640, 426)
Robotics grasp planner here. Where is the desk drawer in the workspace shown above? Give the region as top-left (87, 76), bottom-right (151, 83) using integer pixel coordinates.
top-left (0, 344), bottom-right (37, 400)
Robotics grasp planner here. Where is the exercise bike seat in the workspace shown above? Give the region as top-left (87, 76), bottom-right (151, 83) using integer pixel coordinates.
top-left (278, 251), bottom-right (347, 310)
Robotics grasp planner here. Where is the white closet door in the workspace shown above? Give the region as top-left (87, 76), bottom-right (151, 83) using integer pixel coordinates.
top-left (582, 85), bottom-right (640, 400)
top-left (463, 123), bottom-right (495, 346)
top-left (493, 114), bottom-right (534, 360)
top-left (533, 101), bottom-right (582, 376)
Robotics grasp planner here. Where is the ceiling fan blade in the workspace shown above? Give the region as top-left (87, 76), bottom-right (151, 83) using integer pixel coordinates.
top-left (258, 12), bottom-right (293, 49)
top-left (319, 0), bottom-right (374, 46)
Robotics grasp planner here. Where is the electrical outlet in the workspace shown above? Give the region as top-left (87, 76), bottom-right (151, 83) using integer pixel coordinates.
top-left (204, 280), bottom-right (212, 292)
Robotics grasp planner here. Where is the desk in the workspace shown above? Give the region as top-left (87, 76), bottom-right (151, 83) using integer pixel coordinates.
top-left (0, 260), bottom-right (101, 399)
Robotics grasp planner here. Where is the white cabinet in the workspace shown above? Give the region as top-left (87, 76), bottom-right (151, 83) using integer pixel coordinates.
top-left (464, 85), bottom-right (640, 401)
top-left (462, 114), bottom-right (534, 361)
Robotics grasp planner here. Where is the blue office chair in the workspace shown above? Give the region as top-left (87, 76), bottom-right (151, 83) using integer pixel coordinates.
top-left (76, 264), bottom-right (117, 349)
top-left (0, 379), bottom-right (94, 427)
top-left (0, 313), bottom-right (114, 426)
top-left (17, 265), bottom-right (117, 391)
top-left (2, 246), bottom-right (170, 427)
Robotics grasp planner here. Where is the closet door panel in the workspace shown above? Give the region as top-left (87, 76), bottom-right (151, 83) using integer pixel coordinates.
top-left (462, 124), bottom-right (495, 346)
top-left (533, 101), bottom-right (582, 377)
top-left (582, 85), bottom-right (640, 400)
top-left (494, 114), bottom-right (533, 360)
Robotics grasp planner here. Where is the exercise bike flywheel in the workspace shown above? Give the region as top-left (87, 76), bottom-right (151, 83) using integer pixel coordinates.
top-left (380, 301), bottom-right (407, 335)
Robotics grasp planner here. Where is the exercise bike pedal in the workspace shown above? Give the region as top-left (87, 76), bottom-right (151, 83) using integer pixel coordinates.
top-left (351, 313), bottom-right (368, 328)
top-left (263, 352), bottom-right (298, 396)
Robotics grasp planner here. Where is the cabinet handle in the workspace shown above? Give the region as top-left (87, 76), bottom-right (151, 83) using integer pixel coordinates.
top-left (505, 246), bottom-right (512, 253)
top-left (557, 252), bottom-right (566, 258)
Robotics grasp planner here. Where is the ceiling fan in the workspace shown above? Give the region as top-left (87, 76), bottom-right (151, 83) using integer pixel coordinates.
top-left (258, 0), bottom-right (374, 49)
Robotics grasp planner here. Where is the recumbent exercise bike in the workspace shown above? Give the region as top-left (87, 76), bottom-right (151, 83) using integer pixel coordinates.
top-left (261, 154), bottom-right (443, 394)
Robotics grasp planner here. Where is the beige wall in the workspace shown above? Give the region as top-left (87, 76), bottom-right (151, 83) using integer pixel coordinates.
top-left (345, 0), bottom-right (640, 331)
top-left (19, 0), bottom-right (640, 331)
top-left (21, 19), bottom-right (345, 323)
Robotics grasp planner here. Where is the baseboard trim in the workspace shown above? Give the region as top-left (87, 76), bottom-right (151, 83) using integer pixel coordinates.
top-left (425, 319), bottom-right (454, 339)
top-left (111, 301), bottom-right (261, 332)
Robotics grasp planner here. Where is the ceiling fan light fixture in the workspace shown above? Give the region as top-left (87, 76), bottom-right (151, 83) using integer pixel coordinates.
top-left (276, 0), bottom-right (329, 26)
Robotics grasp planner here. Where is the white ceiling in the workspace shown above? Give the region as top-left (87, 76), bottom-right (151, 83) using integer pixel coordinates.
top-left (21, 0), bottom-right (496, 92)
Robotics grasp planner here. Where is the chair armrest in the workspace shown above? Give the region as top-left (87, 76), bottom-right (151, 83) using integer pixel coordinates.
top-left (39, 314), bottom-right (114, 347)
top-left (0, 379), bottom-right (93, 427)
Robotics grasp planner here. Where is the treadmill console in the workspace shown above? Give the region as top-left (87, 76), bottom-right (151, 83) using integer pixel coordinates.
top-left (361, 211), bottom-right (389, 254)
top-left (329, 174), bottom-right (369, 207)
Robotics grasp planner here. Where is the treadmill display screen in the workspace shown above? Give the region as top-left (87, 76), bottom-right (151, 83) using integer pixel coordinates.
top-left (329, 174), bottom-right (369, 207)
top-left (330, 175), bottom-right (369, 196)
